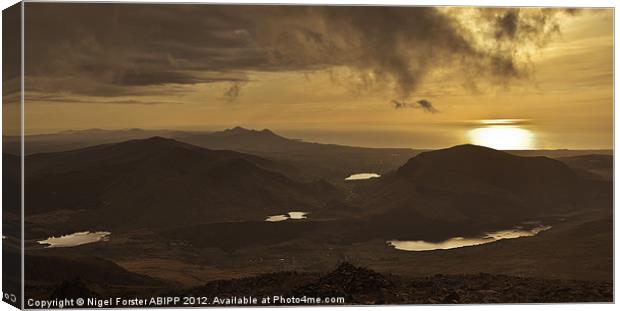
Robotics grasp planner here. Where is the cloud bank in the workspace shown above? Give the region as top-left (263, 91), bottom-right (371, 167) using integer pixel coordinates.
top-left (24, 4), bottom-right (575, 103)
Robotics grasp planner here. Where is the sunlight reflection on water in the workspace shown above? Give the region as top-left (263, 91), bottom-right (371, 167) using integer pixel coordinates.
top-left (388, 225), bottom-right (551, 251)
top-left (38, 231), bottom-right (111, 248)
top-left (345, 173), bottom-right (381, 181)
top-left (265, 211), bottom-right (309, 222)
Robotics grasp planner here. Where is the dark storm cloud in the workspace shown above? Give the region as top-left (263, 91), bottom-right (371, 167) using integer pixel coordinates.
top-left (117, 70), bottom-right (203, 86)
top-left (24, 4), bottom-right (573, 102)
top-left (492, 8), bottom-right (564, 46)
top-left (391, 99), bottom-right (439, 113)
top-left (495, 10), bottom-right (520, 39)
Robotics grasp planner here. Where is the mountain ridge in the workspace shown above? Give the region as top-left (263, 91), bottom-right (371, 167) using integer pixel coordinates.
top-left (356, 144), bottom-right (585, 224)
top-left (7, 127), bottom-right (420, 181)
top-left (22, 137), bottom-right (341, 232)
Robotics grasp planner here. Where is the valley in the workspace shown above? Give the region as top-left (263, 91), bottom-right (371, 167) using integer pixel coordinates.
top-left (2, 128), bottom-right (612, 303)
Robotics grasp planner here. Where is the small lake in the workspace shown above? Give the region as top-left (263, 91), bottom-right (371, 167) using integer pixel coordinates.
top-left (388, 224), bottom-right (551, 251)
top-left (38, 231), bottom-right (111, 248)
top-left (265, 212), bottom-right (309, 222)
top-left (345, 173), bottom-right (381, 181)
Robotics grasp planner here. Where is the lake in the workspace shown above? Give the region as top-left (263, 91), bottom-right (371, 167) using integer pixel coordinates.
top-left (345, 173), bottom-right (381, 181)
top-left (388, 224), bottom-right (551, 251)
top-left (265, 211), bottom-right (309, 222)
top-left (38, 231), bottom-right (111, 248)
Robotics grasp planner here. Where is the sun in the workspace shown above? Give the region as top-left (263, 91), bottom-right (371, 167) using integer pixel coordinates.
top-left (468, 126), bottom-right (535, 150)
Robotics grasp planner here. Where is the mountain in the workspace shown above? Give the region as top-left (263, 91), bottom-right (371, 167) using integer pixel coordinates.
top-left (23, 137), bottom-right (340, 233)
top-left (556, 154), bottom-right (612, 181)
top-left (396, 144), bottom-right (580, 198)
top-left (176, 127), bottom-right (418, 178)
top-left (176, 126), bottom-right (336, 153)
top-left (4, 128), bottom-right (178, 155)
top-left (187, 126), bottom-right (292, 149)
top-left (356, 144), bottom-right (584, 225)
top-left (163, 144), bottom-right (597, 251)
top-left (6, 128), bottom-right (612, 183)
top-left (6, 127), bottom-right (420, 181)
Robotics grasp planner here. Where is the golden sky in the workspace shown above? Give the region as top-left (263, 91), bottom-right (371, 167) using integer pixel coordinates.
top-left (17, 4), bottom-right (613, 149)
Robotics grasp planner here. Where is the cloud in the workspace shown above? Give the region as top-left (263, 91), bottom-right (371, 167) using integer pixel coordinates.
top-left (25, 93), bottom-right (180, 105)
top-left (391, 100), bottom-right (410, 110)
top-left (391, 99), bottom-right (439, 113)
top-left (23, 4), bottom-right (578, 103)
top-left (222, 81), bottom-right (245, 102)
top-left (416, 99), bottom-right (439, 113)
top-left (492, 8), bottom-right (568, 45)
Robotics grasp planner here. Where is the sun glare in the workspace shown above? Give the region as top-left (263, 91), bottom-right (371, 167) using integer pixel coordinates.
top-left (468, 126), bottom-right (535, 150)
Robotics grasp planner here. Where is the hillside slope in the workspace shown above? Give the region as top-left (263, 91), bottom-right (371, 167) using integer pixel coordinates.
top-left (23, 137), bottom-right (340, 234)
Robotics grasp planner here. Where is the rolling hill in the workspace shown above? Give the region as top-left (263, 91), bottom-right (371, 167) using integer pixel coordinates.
top-left (22, 137), bottom-right (340, 234)
top-left (5, 127), bottom-right (420, 181)
top-left (356, 144), bottom-right (585, 225)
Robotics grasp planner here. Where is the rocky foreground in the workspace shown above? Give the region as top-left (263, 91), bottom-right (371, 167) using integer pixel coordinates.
top-left (185, 262), bottom-right (613, 304)
top-left (47, 262), bottom-right (612, 306)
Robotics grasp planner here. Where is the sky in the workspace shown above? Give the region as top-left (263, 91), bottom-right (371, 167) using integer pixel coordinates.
top-left (10, 3), bottom-right (613, 149)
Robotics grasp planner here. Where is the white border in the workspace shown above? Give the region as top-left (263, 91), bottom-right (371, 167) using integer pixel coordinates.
top-left (0, 1), bottom-right (617, 311)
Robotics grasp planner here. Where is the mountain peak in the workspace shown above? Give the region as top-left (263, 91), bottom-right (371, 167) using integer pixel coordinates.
top-left (144, 136), bottom-right (173, 142)
top-left (114, 136), bottom-right (193, 150)
top-left (412, 144), bottom-right (512, 162)
top-left (396, 143), bottom-right (577, 192)
top-left (399, 144), bottom-right (515, 173)
top-left (225, 126), bottom-right (250, 133)
top-left (217, 126), bottom-right (283, 139)
top-left (58, 128), bottom-right (107, 134)
top-left (441, 144), bottom-right (499, 153)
